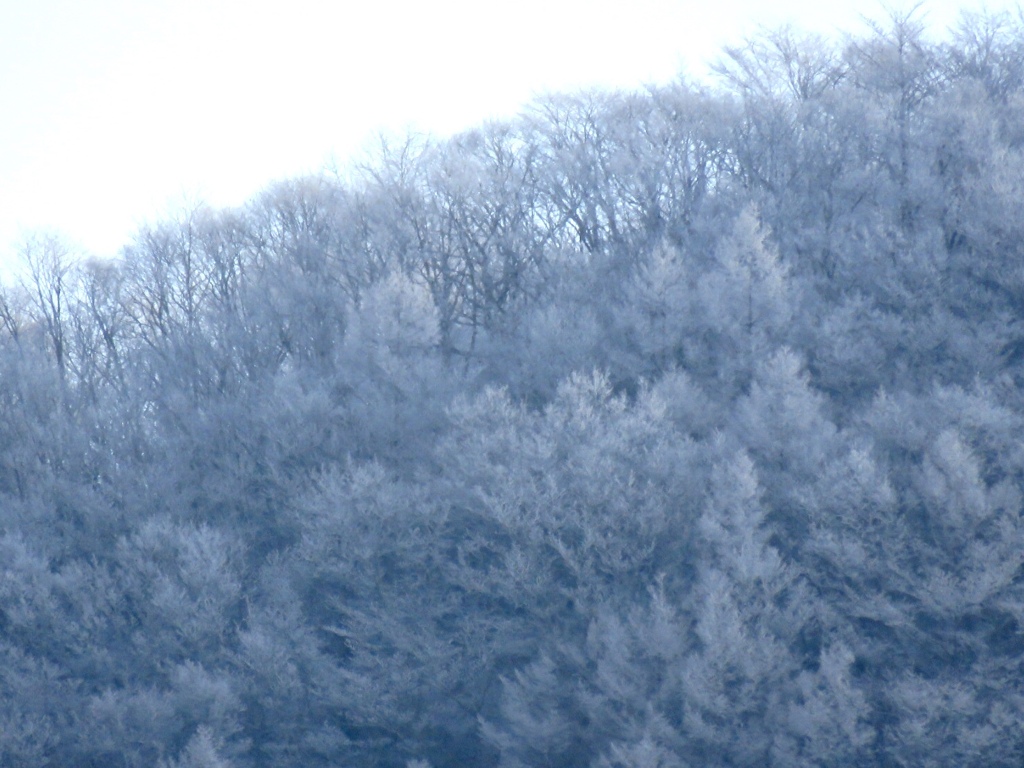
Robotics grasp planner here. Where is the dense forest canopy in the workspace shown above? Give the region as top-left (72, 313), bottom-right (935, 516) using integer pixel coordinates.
top-left (3, 8), bottom-right (1024, 766)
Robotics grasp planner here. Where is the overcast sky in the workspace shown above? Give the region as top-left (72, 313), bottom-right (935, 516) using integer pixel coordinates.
top-left (0, 0), bottom-right (1012, 274)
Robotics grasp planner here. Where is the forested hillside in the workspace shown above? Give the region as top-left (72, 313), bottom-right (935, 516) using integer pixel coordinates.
top-left (3, 9), bottom-right (1024, 767)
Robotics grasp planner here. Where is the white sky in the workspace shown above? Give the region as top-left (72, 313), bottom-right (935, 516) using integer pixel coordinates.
top-left (0, 0), bottom-right (1011, 275)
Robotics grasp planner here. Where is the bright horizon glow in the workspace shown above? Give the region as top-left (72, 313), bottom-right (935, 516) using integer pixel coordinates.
top-left (0, 0), bottom-right (1015, 274)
